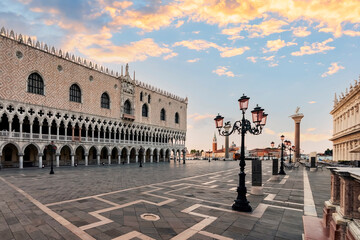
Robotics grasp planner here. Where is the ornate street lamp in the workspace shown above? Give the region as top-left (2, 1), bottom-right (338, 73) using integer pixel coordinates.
top-left (278, 135), bottom-right (286, 175)
top-left (284, 140), bottom-right (295, 163)
top-left (214, 94), bottom-right (267, 212)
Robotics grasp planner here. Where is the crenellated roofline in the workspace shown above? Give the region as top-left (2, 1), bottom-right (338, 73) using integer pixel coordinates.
top-left (0, 27), bottom-right (188, 104)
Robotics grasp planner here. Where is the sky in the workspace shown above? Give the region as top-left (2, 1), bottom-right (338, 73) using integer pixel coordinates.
top-left (1, 0), bottom-right (359, 154)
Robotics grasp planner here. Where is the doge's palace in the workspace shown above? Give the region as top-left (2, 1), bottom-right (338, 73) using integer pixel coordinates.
top-left (0, 27), bottom-right (187, 169)
top-left (330, 77), bottom-right (360, 161)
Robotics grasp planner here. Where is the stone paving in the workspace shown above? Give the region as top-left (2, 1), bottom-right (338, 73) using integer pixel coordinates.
top-left (0, 160), bottom-right (331, 240)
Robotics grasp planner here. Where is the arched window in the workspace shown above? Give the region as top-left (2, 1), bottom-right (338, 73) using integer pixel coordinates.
top-left (140, 92), bottom-right (143, 101)
top-left (160, 108), bottom-right (166, 121)
top-left (124, 100), bottom-right (131, 114)
top-left (175, 112), bottom-right (179, 124)
top-left (27, 72), bottom-right (44, 95)
top-left (69, 84), bottom-right (81, 103)
top-left (148, 94), bottom-right (151, 104)
top-left (142, 104), bottom-right (148, 117)
top-left (101, 92), bottom-right (110, 109)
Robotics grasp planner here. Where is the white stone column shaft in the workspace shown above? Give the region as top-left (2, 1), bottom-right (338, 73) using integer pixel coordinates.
top-left (56, 154), bottom-right (60, 167)
top-left (38, 155), bottom-right (42, 168)
top-left (19, 155), bottom-right (23, 169)
top-left (85, 155), bottom-right (88, 166)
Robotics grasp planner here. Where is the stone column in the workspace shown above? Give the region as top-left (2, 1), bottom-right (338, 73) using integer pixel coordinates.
top-left (118, 155), bottom-right (121, 164)
top-left (38, 155), bottom-right (43, 168)
top-left (19, 121), bottom-right (23, 139)
top-left (39, 123), bottom-right (42, 139)
top-left (48, 125), bottom-right (51, 140)
top-left (142, 154), bottom-right (145, 164)
top-left (8, 121), bottom-right (12, 137)
top-left (150, 154), bottom-right (153, 163)
top-left (97, 154), bottom-right (100, 165)
top-left (79, 128), bottom-right (81, 142)
top-left (290, 112), bottom-right (304, 161)
top-left (85, 154), bottom-right (88, 166)
top-left (56, 154), bottom-right (60, 167)
top-left (127, 154), bottom-right (130, 164)
top-left (92, 130), bottom-right (95, 142)
top-left (64, 127), bottom-right (67, 140)
top-left (135, 154), bottom-right (138, 163)
top-left (157, 153), bottom-right (160, 163)
top-left (30, 122), bottom-right (33, 139)
top-left (86, 128), bottom-right (88, 142)
top-left (108, 155), bottom-right (111, 165)
top-left (72, 127), bottom-right (75, 141)
top-left (19, 154), bottom-right (23, 169)
top-left (57, 126), bottom-right (59, 140)
top-left (71, 155), bottom-right (74, 166)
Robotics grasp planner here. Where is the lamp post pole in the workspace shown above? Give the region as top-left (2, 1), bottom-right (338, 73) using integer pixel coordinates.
top-left (278, 135), bottom-right (286, 175)
top-left (214, 94), bottom-right (267, 212)
top-left (49, 141), bottom-right (56, 175)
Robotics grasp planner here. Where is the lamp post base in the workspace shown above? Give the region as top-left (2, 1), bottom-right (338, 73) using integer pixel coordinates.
top-left (232, 200), bottom-right (252, 212)
top-left (50, 168), bottom-right (54, 174)
top-left (278, 170), bottom-right (286, 175)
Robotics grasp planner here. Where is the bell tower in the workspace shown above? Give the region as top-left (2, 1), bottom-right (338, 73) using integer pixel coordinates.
top-left (212, 132), bottom-right (217, 153)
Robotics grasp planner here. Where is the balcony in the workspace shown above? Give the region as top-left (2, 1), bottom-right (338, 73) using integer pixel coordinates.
top-left (0, 130), bottom-right (185, 148)
top-left (122, 113), bottom-right (135, 121)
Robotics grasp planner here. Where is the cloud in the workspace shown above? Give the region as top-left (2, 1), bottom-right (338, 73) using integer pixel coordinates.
top-left (173, 39), bottom-right (249, 57)
top-left (307, 128), bottom-right (316, 132)
top-left (188, 113), bottom-right (215, 121)
top-left (175, 20), bottom-right (184, 28)
top-left (321, 62), bottom-right (345, 77)
top-left (212, 66), bottom-right (236, 77)
top-left (63, 27), bottom-right (173, 63)
top-left (247, 56), bottom-right (257, 63)
top-left (220, 46), bottom-right (250, 57)
top-left (343, 30), bottom-right (360, 36)
top-left (308, 101), bottom-right (316, 104)
top-left (187, 58), bottom-right (200, 63)
top-left (264, 128), bottom-right (276, 135)
top-left (292, 26), bottom-right (311, 37)
top-left (163, 52), bottom-right (178, 60)
top-left (192, 31), bottom-right (200, 34)
top-left (221, 19), bottom-right (288, 39)
top-left (263, 39), bottom-right (297, 53)
top-left (291, 38), bottom-right (335, 56)
top-left (20, 0), bottom-right (360, 39)
top-left (261, 55), bottom-right (278, 67)
top-left (279, 131), bottom-right (331, 142)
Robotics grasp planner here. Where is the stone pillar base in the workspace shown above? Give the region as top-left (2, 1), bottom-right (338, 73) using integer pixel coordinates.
top-left (329, 213), bottom-right (349, 240)
top-left (269, 175), bottom-right (280, 181)
top-left (322, 201), bottom-right (336, 229)
top-left (310, 168), bottom-right (317, 172)
top-left (251, 186), bottom-right (263, 195)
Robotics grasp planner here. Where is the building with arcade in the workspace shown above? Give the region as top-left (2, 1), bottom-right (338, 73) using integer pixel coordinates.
top-left (0, 27), bottom-right (187, 169)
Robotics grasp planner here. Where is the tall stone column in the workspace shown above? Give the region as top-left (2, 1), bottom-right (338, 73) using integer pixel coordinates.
top-left (85, 154), bottom-right (88, 166)
top-left (290, 109), bottom-right (304, 161)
